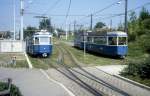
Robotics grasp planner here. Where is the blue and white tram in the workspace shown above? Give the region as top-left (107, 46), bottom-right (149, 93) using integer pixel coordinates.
top-left (74, 31), bottom-right (128, 58)
top-left (26, 30), bottom-right (53, 57)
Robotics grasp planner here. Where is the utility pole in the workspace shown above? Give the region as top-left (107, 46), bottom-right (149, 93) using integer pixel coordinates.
top-left (69, 23), bottom-right (71, 36)
top-left (13, 0), bottom-right (16, 40)
top-left (124, 0), bottom-right (128, 34)
top-left (20, 0), bottom-right (24, 41)
top-left (110, 19), bottom-right (112, 31)
top-left (74, 20), bottom-right (76, 33)
top-left (90, 14), bottom-right (93, 31)
top-left (65, 21), bottom-right (68, 40)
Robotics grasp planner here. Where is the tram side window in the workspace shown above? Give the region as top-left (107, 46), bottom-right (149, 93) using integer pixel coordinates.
top-left (34, 37), bottom-right (39, 44)
top-left (118, 37), bottom-right (127, 45)
top-left (87, 37), bottom-right (93, 43)
top-left (94, 37), bottom-right (106, 45)
top-left (108, 37), bottom-right (117, 45)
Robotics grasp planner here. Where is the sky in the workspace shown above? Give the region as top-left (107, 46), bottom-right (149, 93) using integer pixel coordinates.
top-left (0, 0), bottom-right (150, 31)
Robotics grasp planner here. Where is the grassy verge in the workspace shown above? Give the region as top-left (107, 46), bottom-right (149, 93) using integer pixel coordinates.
top-left (61, 42), bottom-right (125, 66)
top-left (123, 75), bottom-right (150, 87)
top-left (120, 40), bottom-right (150, 87)
top-left (0, 53), bottom-right (28, 68)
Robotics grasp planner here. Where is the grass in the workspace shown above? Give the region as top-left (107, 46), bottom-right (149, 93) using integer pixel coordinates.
top-left (60, 42), bottom-right (125, 66)
top-left (123, 75), bottom-right (150, 87)
top-left (0, 53), bottom-right (28, 68)
top-left (120, 40), bottom-right (150, 87)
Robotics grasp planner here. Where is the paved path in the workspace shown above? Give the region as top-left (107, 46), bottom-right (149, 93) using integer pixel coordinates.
top-left (96, 65), bottom-right (127, 75)
top-left (0, 68), bottom-right (70, 96)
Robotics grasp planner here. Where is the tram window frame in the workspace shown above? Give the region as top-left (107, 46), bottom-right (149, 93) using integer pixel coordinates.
top-left (108, 37), bottom-right (117, 45)
top-left (87, 37), bottom-right (93, 43)
top-left (34, 37), bottom-right (39, 44)
top-left (118, 37), bottom-right (127, 45)
top-left (94, 37), bottom-right (107, 45)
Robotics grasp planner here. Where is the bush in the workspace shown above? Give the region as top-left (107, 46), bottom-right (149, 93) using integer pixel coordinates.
top-left (121, 57), bottom-right (150, 79)
top-left (138, 32), bottom-right (150, 53)
top-left (121, 61), bottom-right (140, 76)
top-left (137, 59), bottom-right (150, 78)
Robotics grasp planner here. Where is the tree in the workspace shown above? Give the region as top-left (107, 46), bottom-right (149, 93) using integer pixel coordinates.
top-left (94, 22), bottom-right (106, 29)
top-left (39, 18), bottom-right (53, 32)
top-left (139, 7), bottom-right (150, 21)
top-left (117, 22), bottom-right (124, 31)
top-left (24, 26), bottom-right (37, 39)
top-left (128, 11), bottom-right (138, 41)
top-left (142, 18), bottom-right (150, 30)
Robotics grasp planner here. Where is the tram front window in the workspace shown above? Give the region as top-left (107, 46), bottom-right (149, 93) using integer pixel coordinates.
top-left (34, 37), bottom-right (39, 44)
top-left (118, 37), bottom-right (127, 45)
top-left (108, 37), bottom-right (117, 45)
top-left (40, 37), bottom-right (49, 44)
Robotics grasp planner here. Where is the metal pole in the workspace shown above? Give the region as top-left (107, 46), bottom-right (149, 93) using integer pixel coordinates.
top-left (90, 14), bottom-right (93, 31)
top-left (83, 29), bottom-right (86, 62)
top-left (20, 0), bottom-right (24, 41)
top-left (74, 20), bottom-right (76, 33)
top-left (65, 21), bottom-right (68, 40)
top-left (110, 19), bottom-right (112, 31)
top-left (125, 0), bottom-right (128, 34)
top-left (13, 0), bottom-right (16, 40)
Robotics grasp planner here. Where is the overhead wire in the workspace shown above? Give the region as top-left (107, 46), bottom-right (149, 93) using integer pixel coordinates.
top-left (71, 0), bottom-right (123, 24)
top-left (42, 0), bottom-right (62, 16)
top-left (95, 2), bottom-right (150, 21)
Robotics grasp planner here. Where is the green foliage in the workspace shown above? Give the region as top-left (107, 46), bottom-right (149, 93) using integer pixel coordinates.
top-left (118, 8), bottom-right (150, 41)
top-left (139, 7), bottom-right (150, 21)
top-left (10, 84), bottom-right (22, 96)
top-left (94, 22), bottom-right (106, 29)
top-left (142, 18), bottom-right (150, 29)
top-left (117, 22), bottom-right (124, 31)
top-left (121, 57), bottom-right (150, 79)
top-left (0, 82), bottom-right (8, 91)
top-left (138, 32), bottom-right (150, 53)
top-left (137, 59), bottom-right (150, 78)
top-left (39, 18), bottom-right (53, 32)
top-left (24, 26), bottom-right (37, 39)
top-left (0, 82), bottom-right (22, 96)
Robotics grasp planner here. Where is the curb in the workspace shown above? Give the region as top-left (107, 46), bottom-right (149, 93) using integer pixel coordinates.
top-left (24, 53), bottom-right (33, 69)
top-left (114, 75), bottom-right (150, 91)
top-left (95, 66), bottom-right (150, 91)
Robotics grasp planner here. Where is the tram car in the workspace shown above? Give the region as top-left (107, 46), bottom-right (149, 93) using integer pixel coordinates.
top-left (74, 31), bottom-right (128, 58)
top-left (26, 30), bottom-right (53, 57)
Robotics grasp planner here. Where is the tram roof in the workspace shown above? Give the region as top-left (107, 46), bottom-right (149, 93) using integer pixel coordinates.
top-left (76, 31), bottom-right (127, 37)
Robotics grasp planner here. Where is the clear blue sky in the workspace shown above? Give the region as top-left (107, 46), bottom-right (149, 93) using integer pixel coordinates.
top-left (0, 0), bottom-right (150, 31)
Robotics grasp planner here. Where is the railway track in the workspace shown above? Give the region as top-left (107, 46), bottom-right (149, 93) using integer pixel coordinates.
top-left (38, 42), bottom-right (150, 96)
top-left (44, 43), bottom-right (131, 96)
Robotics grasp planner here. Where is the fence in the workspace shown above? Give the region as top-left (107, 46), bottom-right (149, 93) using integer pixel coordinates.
top-left (0, 40), bottom-right (25, 53)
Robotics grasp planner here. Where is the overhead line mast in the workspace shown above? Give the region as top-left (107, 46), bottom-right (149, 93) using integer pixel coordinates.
top-left (20, 0), bottom-right (24, 41)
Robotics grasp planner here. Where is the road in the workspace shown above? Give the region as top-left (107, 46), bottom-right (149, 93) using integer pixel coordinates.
top-left (0, 68), bottom-right (70, 96)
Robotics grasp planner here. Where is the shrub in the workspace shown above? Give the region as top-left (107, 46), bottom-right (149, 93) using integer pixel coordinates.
top-left (138, 32), bottom-right (150, 53)
top-left (137, 59), bottom-right (150, 78)
top-left (121, 57), bottom-right (150, 79)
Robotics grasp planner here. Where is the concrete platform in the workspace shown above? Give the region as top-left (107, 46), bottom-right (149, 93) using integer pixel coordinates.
top-left (0, 68), bottom-right (70, 96)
